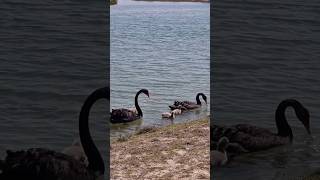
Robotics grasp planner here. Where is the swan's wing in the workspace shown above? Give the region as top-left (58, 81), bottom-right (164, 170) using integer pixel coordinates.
top-left (233, 124), bottom-right (275, 136)
top-left (2, 148), bottom-right (93, 179)
top-left (122, 109), bottom-right (137, 118)
top-left (211, 124), bottom-right (288, 152)
top-left (183, 101), bottom-right (196, 105)
top-left (211, 124), bottom-right (275, 140)
top-left (110, 108), bottom-right (140, 123)
top-left (128, 108), bottom-right (137, 112)
top-left (183, 104), bottom-right (200, 109)
top-left (174, 101), bottom-right (184, 106)
top-left (111, 108), bottom-right (132, 118)
top-left (62, 143), bottom-right (88, 166)
top-left (111, 109), bottom-right (123, 117)
top-left (169, 105), bottom-right (179, 110)
top-left (231, 131), bottom-right (288, 151)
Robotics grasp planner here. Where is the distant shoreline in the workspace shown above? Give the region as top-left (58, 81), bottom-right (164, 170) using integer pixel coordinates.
top-left (134, 0), bottom-right (209, 3)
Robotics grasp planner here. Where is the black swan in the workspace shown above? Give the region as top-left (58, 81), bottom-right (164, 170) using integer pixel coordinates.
top-left (0, 87), bottom-right (109, 180)
top-left (211, 99), bottom-right (311, 153)
top-left (111, 89), bottom-right (149, 123)
top-left (211, 137), bottom-right (229, 166)
top-left (169, 93), bottom-right (207, 110)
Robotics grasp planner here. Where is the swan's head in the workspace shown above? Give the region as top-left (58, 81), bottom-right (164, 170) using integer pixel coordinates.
top-left (217, 137), bottom-right (229, 152)
top-left (140, 89), bottom-right (150, 98)
top-left (296, 106), bottom-right (311, 134)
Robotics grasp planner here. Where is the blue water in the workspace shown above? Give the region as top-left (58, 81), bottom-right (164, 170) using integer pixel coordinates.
top-left (110, 0), bottom-right (210, 138)
top-left (212, 0), bottom-right (320, 179)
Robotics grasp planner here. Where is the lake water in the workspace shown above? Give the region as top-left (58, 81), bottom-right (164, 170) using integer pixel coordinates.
top-left (110, 0), bottom-right (210, 138)
top-left (212, 0), bottom-right (320, 179)
top-left (0, 0), bottom-right (108, 169)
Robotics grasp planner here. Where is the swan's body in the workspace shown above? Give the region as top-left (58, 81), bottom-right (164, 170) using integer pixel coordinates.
top-left (62, 140), bottom-right (88, 166)
top-left (0, 87), bottom-right (108, 180)
top-left (111, 89), bottom-right (149, 123)
top-left (0, 148), bottom-right (95, 180)
top-left (171, 108), bottom-right (182, 115)
top-left (169, 93), bottom-right (207, 110)
top-left (128, 108), bottom-right (138, 114)
top-left (211, 99), bottom-right (311, 153)
top-left (162, 112), bottom-right (175, 119)
top-left (211, 137), bottom-right (229, 167)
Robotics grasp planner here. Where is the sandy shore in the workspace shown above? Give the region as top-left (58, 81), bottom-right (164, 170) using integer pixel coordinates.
top-left (111, 118), bottom-right (210, 179)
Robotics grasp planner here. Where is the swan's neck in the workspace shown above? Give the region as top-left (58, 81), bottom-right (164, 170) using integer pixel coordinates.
top-left (79, 87), bottom-right (107, 175)
top-left (196, 93), bottom-right (206, 105)
top-left (196, 93), bottom-right (201, 105)
top-left (275, 101), bottom-right (295, 141)
top-left (135, 90), bottom-right (143, 117)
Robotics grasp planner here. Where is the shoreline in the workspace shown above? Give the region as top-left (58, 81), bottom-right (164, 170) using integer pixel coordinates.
top-left (111, 117), bottom-right (210, 179)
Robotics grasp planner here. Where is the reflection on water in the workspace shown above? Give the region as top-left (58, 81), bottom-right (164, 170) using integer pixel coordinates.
top-left (110, 0), bottom-right (210, 138)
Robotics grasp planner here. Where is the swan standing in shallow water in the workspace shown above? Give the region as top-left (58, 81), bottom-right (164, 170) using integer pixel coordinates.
top-left (0, 87), bottom-right (108, 180)
top-left (111, 89), bottom-right (149, 123)
top-left (211, 137), bottom-right (229, 167)
top-left (211, 99), bottom-right (311, 153)
top-left (169, 93), bottom-right (207, 110)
